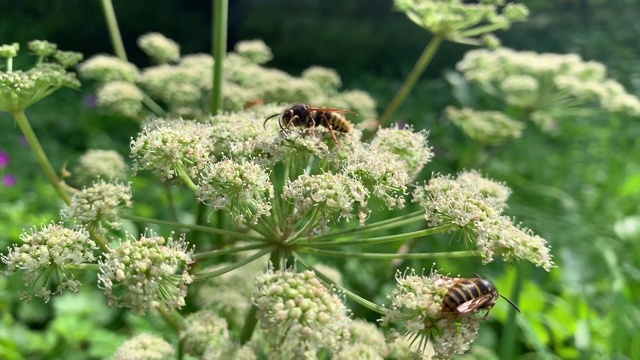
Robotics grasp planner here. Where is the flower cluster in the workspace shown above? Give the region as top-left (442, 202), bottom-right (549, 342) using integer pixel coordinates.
top-left (138, 32), bottom-right (180, 64)
top-left (334, 319), bottom-right (389, 359)
top-left (1, 223), bottom-right (97, 302)
top-left (96, 81), bottom-right (144, 118)
top-left (130, 119), bottom-right (215, 182)
top-left (179, 310), bottom-right (230, 357)
top-left (234, 39), bottom-right (273, 65)
top-left (112, 333), bottom-right (175, 360)
top-left (78, 54), bottom-right (139, 83)
top-left (79, 36), bottom-right (377, 120)
top-left (343, 145), bottom-right (410, 210)
top-left (98, 231), bottom-right (194, 315)
top-left (61, 179), bottom-right (133, 238)
top-left (253, 268), bottom-right (351, 355)
top-left (282, 173), bottom-right (370, 235)
top-left (195, 260), bottom-right (265, 331)
top-left (456, 48), bottom-right (640, 128)
top-left (413, 171), bottom-right (553, 270)
top-left (394, 0), bottom-right (529, 42)
top-left (72, 149), bottom-right (129, 185)
top-left (370, 124), bottom-right (433, 179)
top-left (0, 41), bottom-right (81, 113)
top-left (196, 159), bottom-right (274, 226)
top-left (381, 269), bottom-right (482, 360)
top-left (444, 106), bottom-right (525, 145)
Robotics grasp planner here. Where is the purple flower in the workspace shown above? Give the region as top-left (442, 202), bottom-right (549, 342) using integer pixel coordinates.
top-left (0, 151), bottom-right (9, 167)
top-left (84, 95), bottom-right (98, 108)
top-left (3, 174), bottom-right (16, 187)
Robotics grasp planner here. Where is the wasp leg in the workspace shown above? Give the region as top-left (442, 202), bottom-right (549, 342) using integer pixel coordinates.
top-left (319, 114), bottom-right (343, 149)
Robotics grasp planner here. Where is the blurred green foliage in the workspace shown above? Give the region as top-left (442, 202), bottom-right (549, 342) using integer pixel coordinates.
top-left (2, 0), bottom-right (640, 358)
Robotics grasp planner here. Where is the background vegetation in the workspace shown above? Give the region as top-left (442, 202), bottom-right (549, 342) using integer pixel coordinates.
top-left (1, 0), bottom-right (640, 359)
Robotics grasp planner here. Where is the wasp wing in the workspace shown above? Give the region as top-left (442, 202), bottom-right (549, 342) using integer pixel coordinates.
top-left (306, 106), bottom-right (359, 115)
top-left (456, 293), bottom-right (495, 314)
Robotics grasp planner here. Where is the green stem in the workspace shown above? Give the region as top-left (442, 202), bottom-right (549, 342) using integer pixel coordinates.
top-left (122, 214), bottom-right (265, 241)
top-left (192, 202), bottom-right (208, 244)
top-left (310, 211), bottom-right (425, 242)
top-left (305, 224), bottom-right (453, 248)
top-left (99, 0), bottom-right (127, 62)
top-left (14, 111), bottom-right (71, 205)
top-left (194, 245), bottom-right (274, 281)
top-left (298, 248), bottom-right (476, 260)
top-left (142, 93), bottom-right (165, 116)
top-left (499, 265), bottom-right (523, 359)
top-left (294, 253), bottom-right (388, 315)
top-left (210, 0), bottom-right (228, 114)
top-left (239, 249), bottom-right (281, 345)
top-left (239, 304), bottom-right (258, 345)
top-left (376, 34), bottom-right (444, 129)
top-left (193, 242), bottom-right (269, 260)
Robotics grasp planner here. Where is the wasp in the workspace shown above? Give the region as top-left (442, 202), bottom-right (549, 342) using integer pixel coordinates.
top-left (441, 274), bottom-right (521, 319)
top-left (263, 103), bottom-right (354, 148)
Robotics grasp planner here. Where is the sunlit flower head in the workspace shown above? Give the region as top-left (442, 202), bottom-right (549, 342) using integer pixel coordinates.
top-left (455, 170), bottom-right (511, 209)
top-left (476, 217), bottom-right (554, 271)
top-left (28, 40), bottom-right (57, 57)
top-left (138, 32), bottom-right (180, 64)
top-left (61, 179), bottom-right (133, 238)
top-left (78, 54), bottom-right (138, 83)
top-left (370, 124), bottom-right (432, 180)
top-left (301, 66), bottom-right (342, 93)
top-left (234, 39), bottom-right (273, 65)
top-left (253, 267), bottom-right (351, 354)
top-left (0, 43), bottom-right (19, 58)
top-left (96, 81), bottom-right (144, 118)
top-left (394, 0), bottom-right (528, 41)
top-left (208, 112), bottom-right (278, 162)
top-left (53, 50), bottom-right (84, 68)
top-left (457, 48), bottom-right (640, 122)
top-left (381, 269), bottom-right (481, 359)
top-left (112, 333), bottom-right (175, 360)
top-left (343, 145), bottom-right (410, 210)
top-left (73, 149), bottom-right (129, 185)
top-left (1, 223), bottom-right (96, 302)
top-left (0, 64), bottom-right (80, 112)
top-left (413, 171), bottom-right (553, 269)
top-left (445, 106), bottom-right (524, 145)
top-left (282, 172), bottom-right (369, 236)
top-left (98, 231), bottom-right (194, 315)
top-left (130, 119), bottom-right (215, 182)
top-left (196, 159), bottom-right (274, 226)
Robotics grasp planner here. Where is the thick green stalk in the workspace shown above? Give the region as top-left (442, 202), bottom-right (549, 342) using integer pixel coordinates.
top-left (305, 224), bottom-right (453, 248)
top-left (210, 0), bottom-right (228, 114)
top-left (298, 248), bottom-right (476, 260)
top-left (99, 0), bottom-right (127, 62)
top-left (499, 265), bottom-right (524, 359)
top-left (14, 111), bottom-right (71, 205)
top-left (239, 249), bottom-right (281, 345)
top-left (377, 34), bottom-right (444, 129)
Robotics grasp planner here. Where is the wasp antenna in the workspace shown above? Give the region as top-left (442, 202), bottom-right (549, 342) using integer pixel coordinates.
top-left (472, 272), bottom-right (483, 278)
top-left (263, 113), bottom-right (280, 130)
top-left (499, 294), bottom-right (522, 313)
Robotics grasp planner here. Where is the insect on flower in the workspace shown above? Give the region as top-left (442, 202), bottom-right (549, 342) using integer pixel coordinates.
top-left (263, 103), bottom-right (354, 148)
top-left (441, 274), bottom-right (521, 319)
